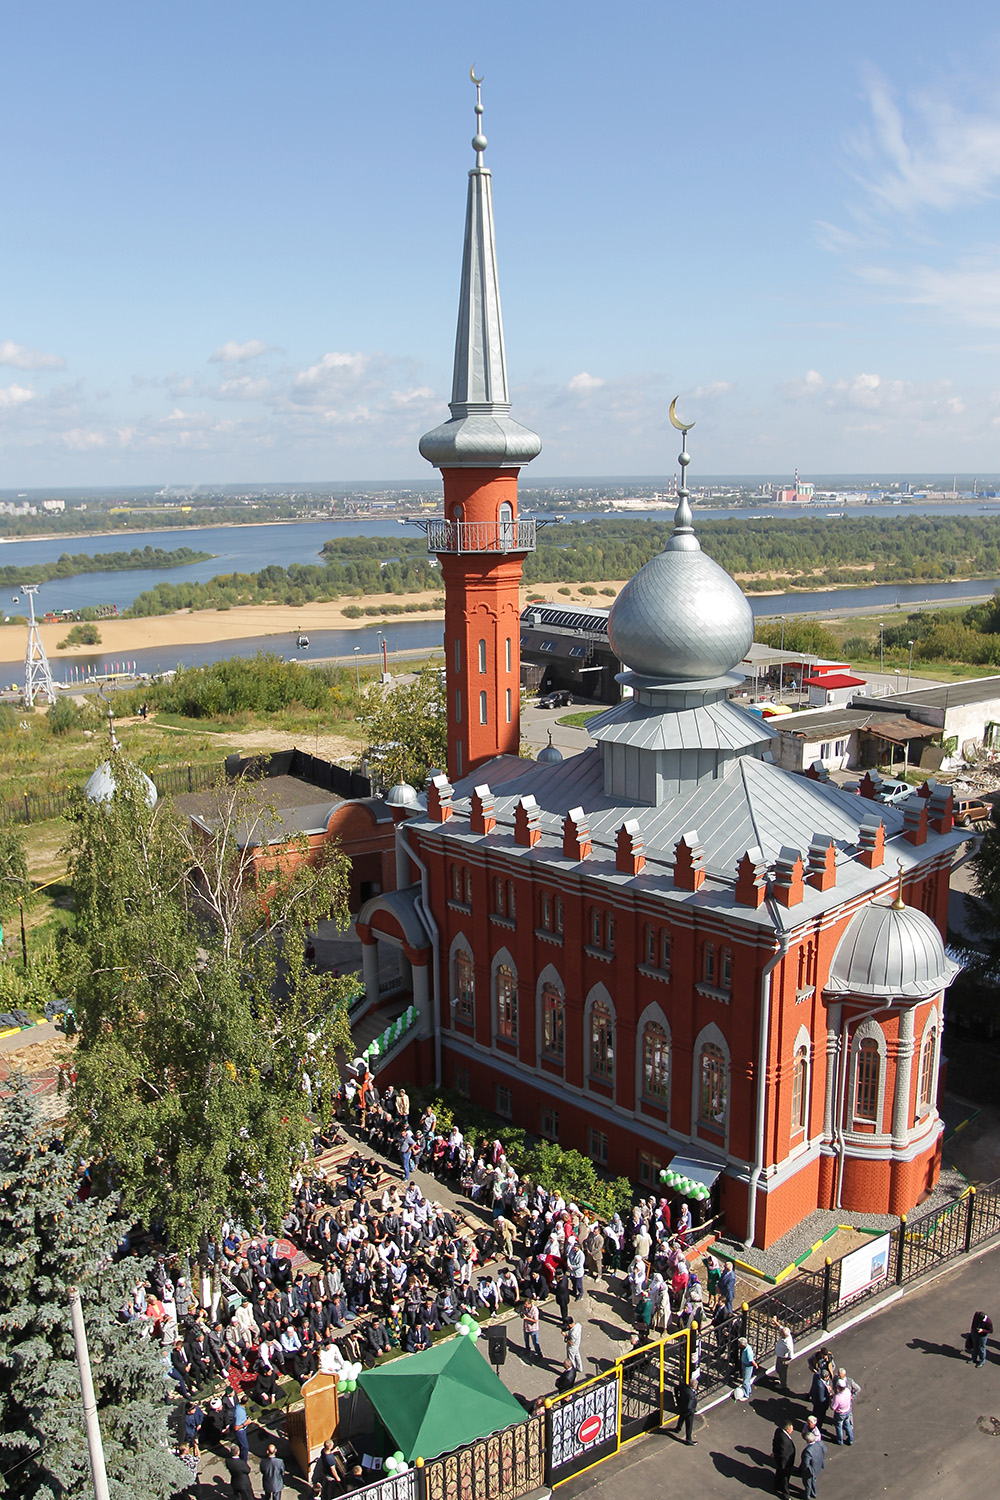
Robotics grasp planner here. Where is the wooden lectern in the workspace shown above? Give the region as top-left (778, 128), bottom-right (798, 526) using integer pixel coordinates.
top-left (286, 1371), bottom-right (340, 1476)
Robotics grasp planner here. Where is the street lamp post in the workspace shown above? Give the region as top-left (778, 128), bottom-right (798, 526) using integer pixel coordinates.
top-left (907, 639), bottom-right (915, 690)
top-left (353, 647), bottom-right (361, 697)
top-left (779, 615), bottom-right (786, 699)
top-left (878, 620), bottom-right (884, 674)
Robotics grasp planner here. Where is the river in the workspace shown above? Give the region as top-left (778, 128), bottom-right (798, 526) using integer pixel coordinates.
top-left (2, 506), bottom-right (1000, 680)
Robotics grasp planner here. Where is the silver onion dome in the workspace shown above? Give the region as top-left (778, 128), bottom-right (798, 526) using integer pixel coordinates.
top-left (826, 889), bottom-right (959, 1000)
top-left (607, 415), bottom-right (753, 681)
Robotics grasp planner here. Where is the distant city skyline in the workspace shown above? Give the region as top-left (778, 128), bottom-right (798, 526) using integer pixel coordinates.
top-left (3, 1), bottom-right (1000, 485)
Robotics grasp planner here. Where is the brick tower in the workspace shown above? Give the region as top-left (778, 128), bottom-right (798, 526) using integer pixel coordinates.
top-left (419, 76), bottom-right (541, 781)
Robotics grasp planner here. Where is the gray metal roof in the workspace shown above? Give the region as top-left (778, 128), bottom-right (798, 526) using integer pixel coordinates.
top-left (358, 884), bottom-right (430, 951)
top-left (520, 604), bottom-right (612, 636)
top-left (419, 93), bottom-right (540, 472)
top-left (587, 691), bottom-right (772, 755)
top-left (876, 677), bottom-right (1000, 711)
top-left (826, 896), bottom-right (960, 998)
top-left (414, 743), bottom-right (957, 931)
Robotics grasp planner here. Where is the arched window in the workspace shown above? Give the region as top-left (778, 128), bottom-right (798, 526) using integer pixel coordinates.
top-left (506, 687), bottom-right (512, 723)
top-left (542, 984), bottom-right (565, 1060)
top-left (505, 637), bottom-right (512, 672)
top-left (498, 501), bottom-right (514, 548)
top-left (494, 877), bottom-right (504, 915)
top-left (451, 864), bottom-right (462, 901)
top-left (506, 881), bottom-right (516, 919)
top-left (479, 691), bottom-right (488, 725)
top-left (704, 942), bottom-right (716, 985)
top-left (918, 1027), bottom-right (937, 1112)
top-left (590, 1000), bottom-right (615, 1082)
top-left (644, 923), bottom-right (656, 965)
top-left (699, 1043), bottom-right (728, 1126)
top-left (605, 914), bottom-right (615, 952)
top-left (463, 867), bottom-right (473, 904)
top-left (590, 908), bottom-right (602, 946)
top-left (455, 951), bottom-right (474, 1022)
top-left (791, 1045), bottom-right (808, 1134)
top-left (496, 965), bottom-right (517, 1041)
top-left (554, 895), bottom-right (564, 934)
top-left (642, 1023), bottom-right (670, 1103)
top-left (478, 638), bottom-right (487, 674)
top-left (720, 947), bottom-right (732, 992)
top-left (854, 1038), bottom-right (880, 1122)
top-left (660, 930), bottom-right (671, 974)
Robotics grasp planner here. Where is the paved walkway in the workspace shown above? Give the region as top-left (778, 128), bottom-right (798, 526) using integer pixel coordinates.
top-left (561, 1243), bottom-right (1000, 1500)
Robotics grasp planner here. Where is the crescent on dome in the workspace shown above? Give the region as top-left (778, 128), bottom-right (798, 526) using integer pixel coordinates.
top-left (669, 397), bottom-right (695, 433)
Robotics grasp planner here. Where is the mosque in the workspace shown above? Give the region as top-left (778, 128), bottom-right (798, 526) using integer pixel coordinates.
top-left (355, 85), bottom-right (962, 1248)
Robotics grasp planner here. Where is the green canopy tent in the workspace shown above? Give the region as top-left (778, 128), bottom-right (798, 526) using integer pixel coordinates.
top-left (356, 1335), bottom-right (527, 1462)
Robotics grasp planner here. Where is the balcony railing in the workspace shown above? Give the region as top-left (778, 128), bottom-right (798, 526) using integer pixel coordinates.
top-left (425, 517), bottom-right (537, 555)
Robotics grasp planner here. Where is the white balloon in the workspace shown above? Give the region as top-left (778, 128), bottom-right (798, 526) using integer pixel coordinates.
top-left (385, 1458), bottom-right (397, 1472)
top-left (456, 1323), bottom-right (468, 1335)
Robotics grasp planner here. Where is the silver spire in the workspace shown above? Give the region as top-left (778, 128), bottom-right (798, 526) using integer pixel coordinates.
top-left (419, 70), bottom-right (541, 470)
top-left (666, 397), bottom-right (700, 553)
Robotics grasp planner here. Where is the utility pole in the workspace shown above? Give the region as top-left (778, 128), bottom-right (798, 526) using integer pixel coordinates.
top-left (907, 639), bottom-right (915, 691)
top-left (878, 620), bottom-right (884, 675)
top-left (69, 1286), bottom-right (111, 1500)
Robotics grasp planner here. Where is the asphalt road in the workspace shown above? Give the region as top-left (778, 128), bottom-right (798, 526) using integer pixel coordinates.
top-left (561, 1246), bottom-right (1000, 1500)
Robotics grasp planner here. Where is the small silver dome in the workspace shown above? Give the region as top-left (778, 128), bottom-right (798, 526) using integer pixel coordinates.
top-left (827, 895), bottom-right (959, 1000)
top-left (537, 734), bottom-right (563, 765)
top-left (385, 782), bottom-right (420, 809)
top-left (84, 760), bottom-right (158, 809)
top-left (607, 541), bottom-right (754, 681)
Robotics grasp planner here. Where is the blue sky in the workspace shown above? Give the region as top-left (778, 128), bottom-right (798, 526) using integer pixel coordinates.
top-left (3, 0), bottom-right (1000, 485)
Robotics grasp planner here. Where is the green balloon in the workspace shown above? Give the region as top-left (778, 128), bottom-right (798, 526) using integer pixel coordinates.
top-left (393, 1452), bottom-right (404, 1463)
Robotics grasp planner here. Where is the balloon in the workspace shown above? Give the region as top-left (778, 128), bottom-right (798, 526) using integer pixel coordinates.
top-left (457, 1323), bottom-right (468, 1334)
top-left (393, 1452), bottom-right (404, 1464)
top-left (385, 1459), bottom-right (397, 1473)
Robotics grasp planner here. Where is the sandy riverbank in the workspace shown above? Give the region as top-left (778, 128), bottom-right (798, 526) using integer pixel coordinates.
top-left (0, 580), bottom-right (633, 667)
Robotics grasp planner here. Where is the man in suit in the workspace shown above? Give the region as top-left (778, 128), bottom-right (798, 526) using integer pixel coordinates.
top-left (260, 1443), bottom-right (285, 1500)
top-left (564, 1317), bottom-right (583, 1375)
top-left (226, 1445), bottom-right (255, 1500)
top-left (772, 1421), bottom-right (796, 1499)
top-left (672, 1372), bottom-right (699, 1445)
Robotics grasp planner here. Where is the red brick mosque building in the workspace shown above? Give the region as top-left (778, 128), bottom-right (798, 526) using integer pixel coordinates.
top-left (357, 88), bottom-right (962, 1248)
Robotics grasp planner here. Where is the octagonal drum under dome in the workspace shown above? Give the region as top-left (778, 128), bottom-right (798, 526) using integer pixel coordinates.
top-left (826, 896), bottom-right (959, 1000)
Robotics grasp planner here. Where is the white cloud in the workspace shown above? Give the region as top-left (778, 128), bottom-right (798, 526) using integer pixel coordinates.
top-left (0, 340), bottom-right (64, 371)
top-left (0, 383), bottom-right (36, 409)
top-left (209, 338), bottom-right (274, 364)
top-left (779, 368), bottom-right (965, 423)
top-left (567, 371), bottom-right (605, 393)
top-left (691, 381), bottom-right (733, 400)
top-left (850, 68), bottom-right (1000, 217)
top-left (218, 376), bottom-right (272, 401)
top-left (292, 351), bottom-right (370, 394)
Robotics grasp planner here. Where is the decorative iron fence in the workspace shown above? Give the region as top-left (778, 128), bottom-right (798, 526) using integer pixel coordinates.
top-left (425, 518), bottom-right (536, 555)
top-left (423, 1411), bottom-right (544, 1500)
top-left (350, 1468), bottom-right (419, 1500)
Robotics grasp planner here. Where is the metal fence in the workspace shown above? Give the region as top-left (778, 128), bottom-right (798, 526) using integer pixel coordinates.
top-left (423, 1411), bottom-right (544, 1500)
top-left (350, 1468), bottom-right (419, 1500)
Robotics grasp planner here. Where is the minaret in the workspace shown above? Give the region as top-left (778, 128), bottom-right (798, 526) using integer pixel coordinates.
top-left (419, 72), bottom-right (541, 781)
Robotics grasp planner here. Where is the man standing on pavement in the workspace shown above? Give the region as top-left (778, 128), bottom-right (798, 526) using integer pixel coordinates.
top-left (799, 1433), bottom-right (827, 1498)
top-left (554, 1270), bottom-right (572, 1324)
top-left (969, 1309), bottom-right (992, 1366)
top-left (772, 1421), bottom-right (796, 1499)
top-left (564, 1317), bottom-right (583, 1376)
top-left (260, 1443), bottom-right (285, 1500)
top-left (672, 1370), bottom-right (699, 1445)
top-left (830, 1374), bottom-right (858, 1445)
top-left (718, 1261), bottom-right (736, 1315)
top-left (226, 1445), bottom-right (255, 1500)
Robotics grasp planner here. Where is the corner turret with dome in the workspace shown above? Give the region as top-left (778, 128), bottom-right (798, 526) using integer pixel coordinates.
top-left (83, 696), bottom-right (157, 810)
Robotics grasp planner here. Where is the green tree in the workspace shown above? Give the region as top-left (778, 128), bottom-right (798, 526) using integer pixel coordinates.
top-left (360, 667), bottom-right (448, 790)
top-left (0, 827), bottom-right (28, 917)
top-left (0, 1076), bottom-right (188, 1500)
top-left (62, 762), bottom-right (356, 1258)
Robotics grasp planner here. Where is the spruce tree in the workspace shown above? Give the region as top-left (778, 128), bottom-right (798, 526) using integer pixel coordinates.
top-left (0, 1076), bottom-right (187, 1500)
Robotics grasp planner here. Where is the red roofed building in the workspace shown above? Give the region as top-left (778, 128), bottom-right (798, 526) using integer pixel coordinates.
top-left (354, 89), bottom-right (962, 1248)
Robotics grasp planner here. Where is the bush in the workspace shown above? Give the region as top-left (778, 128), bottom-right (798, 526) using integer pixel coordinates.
top-left (558, 587), bottom-right (571, 597)
top-left (47, 698), bottom-right (79, 736)
top-left (600, 587), bottom-right (617, 597)
top-left (56, 621), bottom-right (101, 648)
top-left (579, 585), bottom-right (598, 597)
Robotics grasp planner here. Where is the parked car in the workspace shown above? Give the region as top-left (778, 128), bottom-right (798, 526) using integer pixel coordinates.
top-left (538, 689), bottom-right (573, 709)
top-left (955, 797), bottom-right (992, 828)
top-left (876, 781), bottom-right (914, 806)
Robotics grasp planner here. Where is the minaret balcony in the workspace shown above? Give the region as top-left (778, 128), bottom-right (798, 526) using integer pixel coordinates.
top-left (425, 517), bottom-right (536, 555)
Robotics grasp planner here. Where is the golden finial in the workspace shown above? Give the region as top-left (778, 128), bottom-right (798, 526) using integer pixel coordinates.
top-left (893, 860), bottom-right (906, 910)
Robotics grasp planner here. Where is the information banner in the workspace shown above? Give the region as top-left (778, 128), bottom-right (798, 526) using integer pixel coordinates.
top-left (838, 1232), bottom-right (891, 1306)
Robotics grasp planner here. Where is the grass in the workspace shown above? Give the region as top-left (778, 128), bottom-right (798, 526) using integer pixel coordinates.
top-left (557, 709), bottom-right (605, 728)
